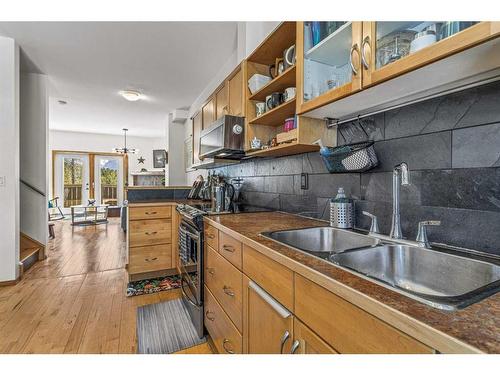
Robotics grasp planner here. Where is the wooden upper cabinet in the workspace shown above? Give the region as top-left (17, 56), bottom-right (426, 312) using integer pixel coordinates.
top-left (297, 21), bottom-right (363, 115)
top-left (215, 82), bottom-right (228, 120)
top-left (228, 66), bottom-right (244, 117)
top-left (243, 276), bottom-right (293, 354)
top-left (192, 111), bottom-right (202, 164)
top-left (202, 97), bottom-right (215, 130)
top-left (361, 21), bottom-right (500, 87)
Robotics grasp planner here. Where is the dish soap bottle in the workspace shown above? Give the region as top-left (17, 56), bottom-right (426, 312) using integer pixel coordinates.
top-left (330, 187), bottom-right (354, 229)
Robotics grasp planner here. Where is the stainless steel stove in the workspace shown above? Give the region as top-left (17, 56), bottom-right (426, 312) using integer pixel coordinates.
top-left (176, 202), bottom-right (273, 338)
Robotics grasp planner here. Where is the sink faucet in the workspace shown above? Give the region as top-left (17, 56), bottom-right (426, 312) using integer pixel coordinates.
top-left (390, 162), bottom-right (410, 239)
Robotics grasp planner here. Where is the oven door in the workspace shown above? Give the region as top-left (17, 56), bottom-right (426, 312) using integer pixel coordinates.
top-left (178, 220), bottom-right (203, 304)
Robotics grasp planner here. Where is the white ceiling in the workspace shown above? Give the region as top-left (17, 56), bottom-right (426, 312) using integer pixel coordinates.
top-left (0, 22), bottom-right (238, 137)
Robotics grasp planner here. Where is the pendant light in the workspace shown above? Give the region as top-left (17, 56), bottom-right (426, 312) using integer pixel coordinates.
top-left (113, 128), bottom-right (139, 154)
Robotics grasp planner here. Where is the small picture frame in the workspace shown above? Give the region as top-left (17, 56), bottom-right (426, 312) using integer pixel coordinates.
top-left (153, 149), bottom-right (168, 168)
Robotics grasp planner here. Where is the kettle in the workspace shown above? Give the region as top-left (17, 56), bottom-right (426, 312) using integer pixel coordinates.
top-left (213, 182), bottom-right (235, 213)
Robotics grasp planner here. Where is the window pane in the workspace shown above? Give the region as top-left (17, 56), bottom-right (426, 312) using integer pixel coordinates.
top-left (100, 158), bottom-right (118, 206)
top-left (63, 157), bottom-right (83, 207)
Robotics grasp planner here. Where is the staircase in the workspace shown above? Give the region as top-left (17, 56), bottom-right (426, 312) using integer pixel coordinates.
top-left (19, 233), bottom-right (44, 275)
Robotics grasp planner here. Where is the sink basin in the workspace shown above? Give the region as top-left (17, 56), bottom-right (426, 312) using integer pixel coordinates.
top-left (331, 244), bottom-right (500, 310)
top-left (261, 227), bottom-right (379, 258)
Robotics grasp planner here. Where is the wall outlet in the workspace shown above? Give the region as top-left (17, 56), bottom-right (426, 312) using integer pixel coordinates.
top-left (0, 176), bottom-right (5, 187)
top-left (300, 173), bottom-right (308, 190)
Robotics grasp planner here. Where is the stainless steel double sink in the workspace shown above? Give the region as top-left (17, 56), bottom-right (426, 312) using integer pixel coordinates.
top-left (261, 227), bottom-right (500, 310)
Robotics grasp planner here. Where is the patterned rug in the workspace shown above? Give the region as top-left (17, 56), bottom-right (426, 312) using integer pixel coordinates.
top-left (127, 274), bottom-right (182, 297)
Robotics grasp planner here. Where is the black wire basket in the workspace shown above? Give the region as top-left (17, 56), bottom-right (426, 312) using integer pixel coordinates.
top-left (320, 141), bottom-right (378, 173)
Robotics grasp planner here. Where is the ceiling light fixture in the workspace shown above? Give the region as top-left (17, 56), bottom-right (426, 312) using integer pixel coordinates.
top-left (113, 128), bottom-right (139, 154)
top-left (120, 90), bottom-right (142, 102)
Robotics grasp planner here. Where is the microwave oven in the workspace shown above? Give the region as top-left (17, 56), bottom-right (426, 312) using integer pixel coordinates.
top-left (199, 115), bottom-right (245, 159)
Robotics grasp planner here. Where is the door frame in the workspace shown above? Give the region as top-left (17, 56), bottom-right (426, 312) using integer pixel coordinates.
top-left (53, 152), bottom-right (90, 212)
top-left (52, 150), bottom-right (129, 206)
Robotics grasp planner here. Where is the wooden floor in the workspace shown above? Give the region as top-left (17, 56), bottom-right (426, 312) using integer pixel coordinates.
top-left (0, 218), bottom-right (213, 354)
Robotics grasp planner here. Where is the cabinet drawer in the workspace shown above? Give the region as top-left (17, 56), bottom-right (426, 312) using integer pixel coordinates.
top-left (294, 274), bottom-right (433, 354)
top-left (128, 244), bottom-right (172, 274)
top-left (204, 286), bottom-right (242, 354)
top-left (242, 245), bottom-right (294, 311)
top-left (218, 231), bottom-right (242, 269)
top-left (129, 206), bottom-right (171, 220)
top-left (129, 219), bottom-right (172, 247)
top-left (293, 319), bottom-right (338, 354)
top-left (205, 246), bottom-right (243, 332)
top-left (205, 224), bottom-right (218, 250)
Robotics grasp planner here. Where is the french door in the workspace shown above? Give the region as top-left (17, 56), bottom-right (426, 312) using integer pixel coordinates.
top-left (54, 153), bottom-right (90, 213)
top-left (53, 151), bottom-right (126, 212)
top-left (94, 155), bottom-right (124, 207)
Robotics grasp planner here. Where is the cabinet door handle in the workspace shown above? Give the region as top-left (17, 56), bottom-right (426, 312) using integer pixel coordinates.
top-left (223, 285), bottom-right (235, 297)
top-left (349, 43), bottom-right (359, 76)
top-left (145, 231), bottom-right (158, 235)
top-left (207, 267), bottom-right (215, 276)
top-left (248, 280), bottom-right (291, 318)
top-left (361, 35), bottom-right (371, 70)
top-left (222, 245), bottom-right (235, 253)
top-left (205, 310), bottom-right (215, 321)
top-left (290, 340), bottom-right (300, 354)
top-left (280, 330), bottom-right (290, 354)
top-left (207, 233), bottom-right (215, 239)
top-left (145, 211), bottom-right (157, 215)
top-left (222, 339), bottom-right (235, 354)
top-left (145, 257), bottom-right (158, 262)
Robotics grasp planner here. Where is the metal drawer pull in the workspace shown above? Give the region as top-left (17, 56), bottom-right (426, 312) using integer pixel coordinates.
top-left (205, 310), bottom-right (215, 321)
top-left (145, 211), bottom-right (157, 215)
top-left (145, 231), bottom-right (158, 235)
top-left (223, 285), bottom-right (235, 297)
top-left (145, 257), bottom-right (158, 262)
top-left (361, 35), bottom-right (371, 70)
top-left (290, 340), bottom-right (300, 354)
top-left (248, 281), bottom-right (291, 319)
top-left (222, 339), bottom-right (235, 354)
top-left (222, 245), bottom-right (235, 253)
top-left (207, 267), bottom-right (215, 276)
top-left (349, 43), bottom-right (359, 76)
top-left (280, 330), bottom-right (290, 354)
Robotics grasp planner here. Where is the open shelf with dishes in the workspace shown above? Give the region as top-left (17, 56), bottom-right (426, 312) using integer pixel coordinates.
top-left (244, 22), bottom-right (336, 158)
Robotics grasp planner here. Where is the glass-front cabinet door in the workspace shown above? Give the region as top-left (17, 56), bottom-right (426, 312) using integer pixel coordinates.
top-left (297, 21), bottom-right (362, 114)
top-left (361, 21), bottom-right (496, 86)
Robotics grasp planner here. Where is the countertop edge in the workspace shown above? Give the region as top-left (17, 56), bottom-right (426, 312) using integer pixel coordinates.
top-left (204, 215), bottom-right (483, 354)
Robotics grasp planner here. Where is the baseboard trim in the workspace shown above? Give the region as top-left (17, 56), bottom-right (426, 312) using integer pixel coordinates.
top-left (0, 277), bottom-right (20, 287)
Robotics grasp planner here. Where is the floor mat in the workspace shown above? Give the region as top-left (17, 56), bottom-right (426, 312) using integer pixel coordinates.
top-left (127, 275), bottom-right (181, 297)
top-left (137, 298), bottom-right (206, 354)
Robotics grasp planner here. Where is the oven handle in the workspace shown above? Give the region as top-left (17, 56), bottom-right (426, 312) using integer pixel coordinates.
top-left (181, 276), bottom-right (199, 307)
top-left (179, 224), bottom-right (200, 242)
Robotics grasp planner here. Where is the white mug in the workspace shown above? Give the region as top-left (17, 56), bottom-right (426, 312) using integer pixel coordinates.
top-left (284, 87), bottom-right (296, 102)
top-left (255, 102), bottom-right (266, 117)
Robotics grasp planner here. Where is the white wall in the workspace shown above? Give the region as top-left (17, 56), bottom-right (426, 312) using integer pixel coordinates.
top-left (48, 130), bottom-right (166, 196)
top-left (166, 113), bottom-right (187, 186)
top-left (0, 36), bottom-right (20, 282)
top-left (20, 72), bottom-right (48, 247)
top-left (184, 22), bottom-right (280, 185)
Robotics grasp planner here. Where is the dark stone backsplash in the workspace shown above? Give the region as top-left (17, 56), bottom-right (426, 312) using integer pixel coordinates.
top-left (215, 80), bottom-right (500, 256)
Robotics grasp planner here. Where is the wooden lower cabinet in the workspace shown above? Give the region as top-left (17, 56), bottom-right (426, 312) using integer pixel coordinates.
top-left (127, 205), bottom-right (178, 278)
top-left (128, 244), bottom-right (172, 274)
top-left (243, 275), bottom-right (293, 354)
top-left (292, 319), bottom-right (338, 354)
top-left (204, 286), bottom-right (242, 354)
top-left (205, 245), bottom-right (243, 331)
top-left (294, 274), bottom-right (434, 354)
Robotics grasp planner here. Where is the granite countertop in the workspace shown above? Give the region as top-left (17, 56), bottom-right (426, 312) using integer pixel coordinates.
top-left (204, 211), bottom-right (500, 354)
